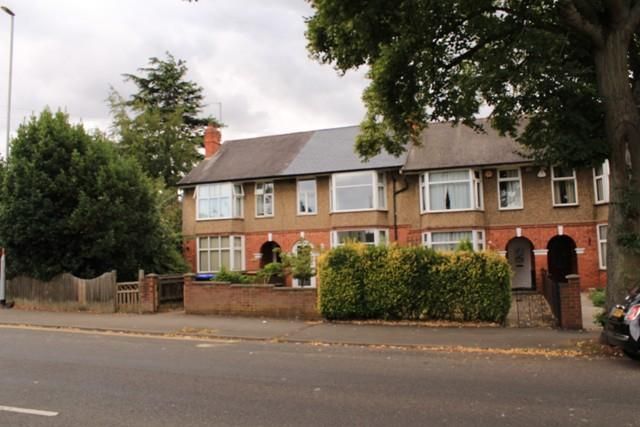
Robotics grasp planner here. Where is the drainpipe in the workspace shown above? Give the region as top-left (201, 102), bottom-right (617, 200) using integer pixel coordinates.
top-left (392, 172), bottom-right (409, 241)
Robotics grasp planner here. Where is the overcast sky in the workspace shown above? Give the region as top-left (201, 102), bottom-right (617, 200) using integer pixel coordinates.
top-left (0, 0), bottom-right (369, 157)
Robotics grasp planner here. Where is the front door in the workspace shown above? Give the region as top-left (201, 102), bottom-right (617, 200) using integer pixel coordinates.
top-left (507, 237), bottom-right (534, 290)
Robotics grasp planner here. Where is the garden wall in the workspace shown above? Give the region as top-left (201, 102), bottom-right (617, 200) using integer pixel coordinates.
top-left (184, 275), bottom-right (319, 320)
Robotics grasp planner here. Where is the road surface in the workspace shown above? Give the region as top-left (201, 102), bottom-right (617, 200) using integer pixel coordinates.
top-left (0, 327), bottom-right (635, 426)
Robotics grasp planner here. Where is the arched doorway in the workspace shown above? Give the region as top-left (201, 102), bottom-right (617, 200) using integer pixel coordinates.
top-left (506, 237), bottom-right (535, 290)
top-left (259, 241), bottom-right (283, 285)
top-left (259, 241), bottom-right (282, 268)
top-left (547, 235), bottom-right (577, 283)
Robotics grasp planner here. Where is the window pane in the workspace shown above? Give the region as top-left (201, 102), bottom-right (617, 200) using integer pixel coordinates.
top-left (554, 180), bottom-right (576, 204)
top-left (432, 243), bottom-right (457, 252)
top-left (299, 180), bottom-right (315, 192)
top-left (210, 251), bottom-right (220, 271)
top-left (264, 183), bottom-right (274, 194)
top-left (221, 250), bottom-right (231, 269)
top-left (233, 249), bottom-right (242, 270)
top-left (210, 237), bottom-right (220, 249)
top-left (219, 197), bottom-right (231, 217)
top-left (336, 186), bottom-right (374, 210)
top-left (499, 169), bottom-right (519, 179)
top-left (220, 236), bottom-right (230, 248)
top-left (234, 236), bottom-right (242, 247)
top-left (432, 231), bottom-right (472, 243)
top-left (198, 199), bottom-right (210, 218)
top-left (198, 237), bottom-right (209, 250)
top-left (553, 167), bottom-right (573, 178)
top-left (429, 183), bottom-right (470, 210)
top-left (334, 172), bottom-right (372, 187)
top-left (429, 171), bottom-right (469, 182)
top-left (257, 196), bottom-right (264, 215)
top-left (499, 180), bottom-right (522, 208)
top-left (600, 243), bottom-right (607, 268)
top-left (378, 185), bottom-right (386, 209)
top-left (599, 225), bottom-right (608, 240)
top-left (199, 252), bottom-right (209, 272)
top-left (595, 177), bottom-right (604, 202)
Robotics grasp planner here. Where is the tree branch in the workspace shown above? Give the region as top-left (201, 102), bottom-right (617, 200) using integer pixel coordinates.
top-left (559, 0), bottom-right (605, 48)
top-left (624, 1), bottom-right (640, 40)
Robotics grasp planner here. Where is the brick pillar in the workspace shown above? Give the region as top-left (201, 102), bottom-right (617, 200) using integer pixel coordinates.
top-left (140, 273), bottom-right (158, 314)
top-left (559, 274), bottom-right (583, 330)
top-left (183, 273), bottom-right (194, 312)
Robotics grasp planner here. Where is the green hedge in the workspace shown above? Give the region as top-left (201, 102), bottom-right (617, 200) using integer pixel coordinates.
top-left (318, 244), bottom-right (511, 322)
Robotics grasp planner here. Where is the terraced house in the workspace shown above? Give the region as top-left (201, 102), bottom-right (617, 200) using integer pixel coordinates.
top-left (178, 121), bottom-right (609, 291)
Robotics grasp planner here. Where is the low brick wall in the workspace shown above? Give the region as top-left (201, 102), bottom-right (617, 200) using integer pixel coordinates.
top-left (184, 277), bottom-right (319, 320)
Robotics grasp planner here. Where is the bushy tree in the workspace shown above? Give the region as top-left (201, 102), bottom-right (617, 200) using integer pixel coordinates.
top-left (0, 109), bottom-right (186, 280)
top-left (110, 52), bottom-right (220, 186)
top-left (306, 1), bottom-right (640, 307)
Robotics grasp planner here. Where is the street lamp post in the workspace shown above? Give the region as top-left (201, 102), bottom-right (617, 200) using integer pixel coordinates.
top-left (0, 5), bottom-right (14, 306)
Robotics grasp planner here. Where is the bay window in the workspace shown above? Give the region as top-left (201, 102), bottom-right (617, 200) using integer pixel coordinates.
top-left (421, 169), bottom-right (483, 212)
top-left (423, 230), bottom-right (485, 252)
top-left (198, 235), bottom-right (244, 272)
top-left (197, 183), bottom-right (244, 220)
top-left (332, 229), bottom-right (388, 247)
top-left (331, 171), bottom-right (386, 212)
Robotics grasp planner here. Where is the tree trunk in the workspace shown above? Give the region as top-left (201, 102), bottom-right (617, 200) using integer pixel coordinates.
top-left (594, 30), bottom-right (640, 310)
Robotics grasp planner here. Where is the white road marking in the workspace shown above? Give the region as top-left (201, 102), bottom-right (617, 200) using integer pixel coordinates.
top-left (0, 405), bottom-right (58, 417)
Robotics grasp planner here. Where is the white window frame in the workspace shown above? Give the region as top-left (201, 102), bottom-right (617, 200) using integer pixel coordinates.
top-left (420, 169), bottom-right (483, 213)
top-left (255, 181), bottom-right (274, 218)
top-left (331, 171), bottom-right (387, 213)
top-left (597, 224), bottom-right (607, 270)
top-left (497, 168), bottom-right (524, 210)
top-left (331, 229), bottom-right (388, 247)
top-left (197, 235), bottom-right (245, 273)
top-left (196, 183), bottom-right (244, 221)
top-left (422, 230), bottom-right (486, 252)
top-left (593, 160), bottom-right (610, 204)
top-left (297, 178), bottom-right (318, 216)
top-left (551, 167), bottom-right (579, 207)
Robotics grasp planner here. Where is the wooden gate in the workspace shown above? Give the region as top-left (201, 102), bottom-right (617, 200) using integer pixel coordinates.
top-left (116, 281), bottom-right (140, 313)
top-left (158, 274), bottom-right (184, 308)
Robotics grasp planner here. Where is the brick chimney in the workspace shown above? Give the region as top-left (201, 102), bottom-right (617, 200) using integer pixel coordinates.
top-left (204, 125), bottom-right (221, 158)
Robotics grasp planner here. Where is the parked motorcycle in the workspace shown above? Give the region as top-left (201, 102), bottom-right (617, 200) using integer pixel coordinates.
top-left (602, 287), bottom-right (640, 360)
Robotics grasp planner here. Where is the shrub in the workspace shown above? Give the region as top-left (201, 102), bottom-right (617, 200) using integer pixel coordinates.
top-left (318, 244), bottom-right (511, 322)
top-left (256, 262), bottom-right (284, 284)
top-left (590, 288), bottom-right (606, 308)
top-left (214, 266), bottom-right (252, 284)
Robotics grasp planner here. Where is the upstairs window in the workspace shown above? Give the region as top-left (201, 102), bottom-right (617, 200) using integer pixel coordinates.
top-left (297, 179), bottom-right (317, 215)
top-left (197, 183), bottom-right (243, 220)
top-left (551, 167), bottom-right (578, 206)
top-left (331, 171), bottom-right (386, 212)
top-left (421, 169), bottom-right (482, 212)
top-left (255, 182), bottom-right (274, 217)
top-left (498, 168), bottom-right (523, 210)
top-left (593, 160), bottom-right (610, 204)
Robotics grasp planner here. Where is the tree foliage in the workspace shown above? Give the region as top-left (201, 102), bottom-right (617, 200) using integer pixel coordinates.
top-left (306, 0), bottom-right (640, 307)
top-left (0, 109), bottom-right (186, 280)
top-left (110, 52), bottom-right (219, 186)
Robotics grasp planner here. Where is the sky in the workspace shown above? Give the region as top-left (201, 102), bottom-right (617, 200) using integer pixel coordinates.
top-left (0, 0), bottom-right (370, 157)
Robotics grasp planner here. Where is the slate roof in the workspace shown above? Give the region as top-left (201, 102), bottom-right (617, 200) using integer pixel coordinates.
top-left (178, 126), bottom-right (407, 186)
top-left (178, 121), bottom-right (531, 186)
top-left (403, 120), bottom-right (530, 172)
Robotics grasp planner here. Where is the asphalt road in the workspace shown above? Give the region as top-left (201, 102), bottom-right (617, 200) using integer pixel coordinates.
top-left (0, 327), bottom-right (636, 427)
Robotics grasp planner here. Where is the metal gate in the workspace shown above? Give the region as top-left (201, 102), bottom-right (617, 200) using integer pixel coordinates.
top-left (158, 274), bottom-right (184, 308)
top-left (541, 269), bottom-right (561, 326)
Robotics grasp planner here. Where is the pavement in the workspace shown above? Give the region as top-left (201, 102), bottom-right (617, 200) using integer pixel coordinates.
top-left (0, 308), bottom-right (600, 352)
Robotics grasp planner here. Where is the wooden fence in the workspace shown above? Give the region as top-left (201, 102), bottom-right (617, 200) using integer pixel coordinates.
top-left (7, 271), bottom-right (117, 313)
top-left (116, 281), bottom-right (140, 313)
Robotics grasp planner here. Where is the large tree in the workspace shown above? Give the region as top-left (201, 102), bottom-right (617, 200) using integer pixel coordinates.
top-left (110, 52), bottom-right (220, 186)
top-left (0, 109), bottom-right (186, 280)
top-left (306, 0), bottom-right (640, 308)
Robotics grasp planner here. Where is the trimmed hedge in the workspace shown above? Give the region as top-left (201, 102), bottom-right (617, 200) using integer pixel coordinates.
top-left (318, 244), bottom-right (511, 322)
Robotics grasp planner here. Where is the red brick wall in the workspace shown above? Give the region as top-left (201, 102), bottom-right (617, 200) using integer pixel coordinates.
top-left (559, 275), bottom-right (583, 329)
top-left (184, 280), bottom-right (319, 320)
top-left (486, 223), bottom-right (605, 290)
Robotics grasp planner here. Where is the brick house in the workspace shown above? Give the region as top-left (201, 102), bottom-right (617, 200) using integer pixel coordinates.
top-left (178, 122), bottom-right (609, 291)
